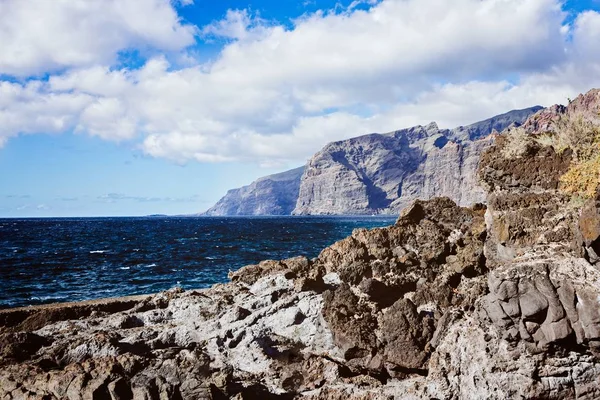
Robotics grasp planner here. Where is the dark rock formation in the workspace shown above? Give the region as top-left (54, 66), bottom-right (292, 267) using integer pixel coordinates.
top-left (202, 166), bottom-right (304, 216)
top-left (4, 90), bottom-right (600, 399)
top-left (1, 197), bottom-right (489, 399)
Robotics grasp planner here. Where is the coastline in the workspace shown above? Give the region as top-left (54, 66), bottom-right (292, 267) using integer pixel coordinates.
top-left (3, 92), bottom-right (600, 399)
top-left (0, 293), bottom-right (154, 328)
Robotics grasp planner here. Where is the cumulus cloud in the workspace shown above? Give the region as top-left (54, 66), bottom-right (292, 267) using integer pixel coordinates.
top-left (0, 0), bottom-right (197, 76)
top-left (0, 0), bottom-right (600, 165)
top-left (201, 9), bottom-right (263, 41)
top-left (571, 10), bottom-right (600, 62)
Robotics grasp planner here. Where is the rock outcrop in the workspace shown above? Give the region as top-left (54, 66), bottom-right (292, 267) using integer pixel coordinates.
top-left (202, 167), bottom-right (304, 216)
top-left (203, 108), bottom-right (541, 216)
top-left (3, 90), bottom-right (600, 399)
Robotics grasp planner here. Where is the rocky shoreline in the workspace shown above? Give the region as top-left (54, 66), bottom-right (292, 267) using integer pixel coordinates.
top-left (2, 90), bottom-right (600, 399)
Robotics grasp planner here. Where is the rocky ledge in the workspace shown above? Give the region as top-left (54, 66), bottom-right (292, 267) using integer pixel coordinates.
top-left (2, 90), bottom-right (600, 399)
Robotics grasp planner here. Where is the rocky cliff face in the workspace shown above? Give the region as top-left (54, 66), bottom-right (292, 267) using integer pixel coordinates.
top-left (203, 108), bottom-right (541, 216)
top-left (293, 107), bottom-right (542, 215)
top-left (2, 92), bottom-right (600, 399)
top-left (202, 167), bottom-right (304, 216)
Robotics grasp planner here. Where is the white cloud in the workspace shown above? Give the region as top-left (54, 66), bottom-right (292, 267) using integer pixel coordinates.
top-left (0, 0), bottom-right (197, 76)
top-left (0, 0), bottom-right (599, 166)
top-left (571, 10), bottom-right (600, 63)
top-left (201, 9), bottom-right (261, 41)
top-left (0, 80), bottom-right (94, 142)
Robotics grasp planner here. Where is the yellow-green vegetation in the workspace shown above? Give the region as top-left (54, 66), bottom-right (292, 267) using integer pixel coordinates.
top-left (533, 132), bottom-right (556, 148)
top-left (568, 194), bottom-right (588, 209)
top-left (555, 116), bottom-right (600, 199)
top-left (561, 156), bottom-right (600, 199)
top-left (530, 116), bottom-right (600, 157)
top-left (501, 113), bottom-right (600, 199)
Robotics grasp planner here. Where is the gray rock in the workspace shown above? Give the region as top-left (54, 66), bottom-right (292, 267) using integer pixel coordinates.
top-left (202, 166), bottom-right (304, 216)
top-left (202, 108), bottom-right (541, 216)
top-left (294, 107), bottom-right (541, 215)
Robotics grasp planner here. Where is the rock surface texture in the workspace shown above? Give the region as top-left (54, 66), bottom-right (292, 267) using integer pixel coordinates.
top-left (3, 91), bottom-right (600, 399)
top-left (294, 107), bottom-right (541, 215)
top-left (203, 108), bottom-right (541, 216)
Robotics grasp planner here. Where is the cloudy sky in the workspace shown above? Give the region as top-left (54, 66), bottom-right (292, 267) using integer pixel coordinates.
top-left (1, 0), bottom-right (599, 216)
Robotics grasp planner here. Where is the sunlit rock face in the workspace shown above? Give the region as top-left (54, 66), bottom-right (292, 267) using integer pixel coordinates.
top-left (203, 107), bottom-right (541, 216)
top-left (202, 166), bottom-right (305, 216)
top-left (293, 107), bottom-right (542, 215)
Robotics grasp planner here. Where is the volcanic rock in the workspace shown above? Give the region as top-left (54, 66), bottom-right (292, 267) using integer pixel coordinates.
top-left (4, 90), bottom-right (600, 399)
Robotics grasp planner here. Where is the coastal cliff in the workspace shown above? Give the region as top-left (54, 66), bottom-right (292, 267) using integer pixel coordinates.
top-left (203, 107), bottom-right (541, 216)
top-left (2, 91), bottom-right (600, 399)
top-left (293, 107), bottom-right (541, 215)
top-left (202, 167), bottom-right (304, 216)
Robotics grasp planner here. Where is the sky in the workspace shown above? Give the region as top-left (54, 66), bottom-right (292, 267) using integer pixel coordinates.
top-left (1, 0), bottom-right (600, 217)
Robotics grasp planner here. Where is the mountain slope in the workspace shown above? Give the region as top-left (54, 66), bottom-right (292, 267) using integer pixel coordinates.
top-left (202, 166), bottom-right (304, 216)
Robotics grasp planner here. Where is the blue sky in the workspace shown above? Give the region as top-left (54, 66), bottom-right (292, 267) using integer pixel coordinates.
top-left (1, 0), bottom-right (599, 217)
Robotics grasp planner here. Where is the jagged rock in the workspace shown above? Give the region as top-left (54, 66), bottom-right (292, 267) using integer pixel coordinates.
top-left (523, 89), bottom-right (600, 135)
top-left (479, 137), bottom-right (573, 192)
top-left (0, 196), bottom-right (491, 399)
top-left (0, 332), bottom-right (50, 363)
top-left (322, 283), bottom-right (378, 360)
top-left (580, 197), bottom-right (600, 263)
top-left (380, 298), bottom-right (434, 371)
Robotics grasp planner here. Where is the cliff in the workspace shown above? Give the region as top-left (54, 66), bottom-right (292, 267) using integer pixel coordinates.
top-left (293, 107), bottom-right (542, 215)
top-left (2, 91), bottom-right (600, 399)
top-left (203, 107), bottom-right (541, 216)
top-left (202, 166), bottom-right (304, 216)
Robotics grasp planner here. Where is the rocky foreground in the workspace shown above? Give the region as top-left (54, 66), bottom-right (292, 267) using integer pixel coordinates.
top-left (2, 90), bottom-right (600, 399)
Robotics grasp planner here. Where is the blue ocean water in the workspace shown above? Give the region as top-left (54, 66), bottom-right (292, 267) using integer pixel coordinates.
top-left (0, 216), bottom-right (396, 308)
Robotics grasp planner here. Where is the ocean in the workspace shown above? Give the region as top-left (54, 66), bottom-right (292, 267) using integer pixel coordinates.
top-left (0, 216), bottom-right (397, 308)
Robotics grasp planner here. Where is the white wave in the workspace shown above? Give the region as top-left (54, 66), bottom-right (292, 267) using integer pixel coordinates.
top-left (120, 266), bottom-right (130, 270)
top-left (30, 295), bottom-right (67, 302)
top-left (90, 250), bottom-right (108, 254)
